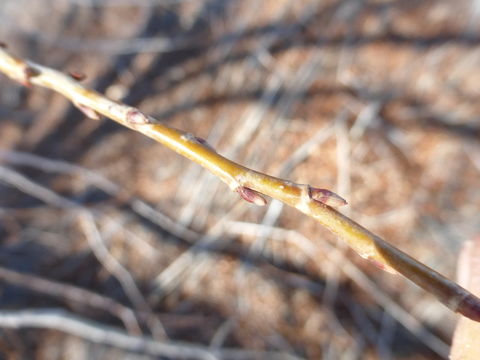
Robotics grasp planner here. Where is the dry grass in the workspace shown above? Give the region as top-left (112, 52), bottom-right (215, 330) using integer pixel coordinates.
top-left (0, 0), bottom-right (479, 359)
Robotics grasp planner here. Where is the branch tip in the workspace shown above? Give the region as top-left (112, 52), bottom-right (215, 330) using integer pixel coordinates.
top-left (458, 294), bottom-right (480, 322)
top-left (308, 186), bottom-right (347, 207)
top-left (237, 186), bottom-right (267, 206)
top-left (0, 41), bottom-right (6, 49)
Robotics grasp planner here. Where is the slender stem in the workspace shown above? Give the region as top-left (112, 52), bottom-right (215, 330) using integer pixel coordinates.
top-left (0, 46), bottom-right (479, 322)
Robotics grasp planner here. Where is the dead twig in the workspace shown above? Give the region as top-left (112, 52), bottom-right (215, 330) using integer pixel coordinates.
top-left (0, 309), bottom-right (304, 360)
top-left (0, 265), bottom-right (142, 335)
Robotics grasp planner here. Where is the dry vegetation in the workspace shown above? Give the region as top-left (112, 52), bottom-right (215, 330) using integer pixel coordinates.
top-left (0, 0), bottom-right (480, 359)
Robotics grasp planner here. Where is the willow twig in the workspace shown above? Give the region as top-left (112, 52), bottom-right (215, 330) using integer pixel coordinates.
top-left (0, 46), bottom-right (479, 322)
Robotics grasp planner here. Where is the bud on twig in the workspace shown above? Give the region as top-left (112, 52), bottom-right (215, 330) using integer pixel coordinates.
top-left (366, 256), bottom-right (397, 274)
top-left (68, 70), bottom-right (86, 81)
top-left (126, 108), bottom-right (150, 125)
top-left (21, 66), bottom-right (40, 87)
top-left (308, 186), bottom-right (347, 207)
top-left (74, 101), bottom-right (100, 120)
top-left (237, 186), bottom-right (267, 206)
top-left (181, 133), bottom-right (217, 153)
top-left (193, 136), bottom-right (216, 153)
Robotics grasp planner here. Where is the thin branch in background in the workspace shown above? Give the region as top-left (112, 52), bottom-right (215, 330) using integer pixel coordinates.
top-left (149, 201), bottom-right (247, 302)
top-left (48, 0), bottom-right (192, 8)
top-left (0, 159), bottom-right (158, 259)
top-left (10, 29), bottom-right (194, 55)
top-left (0, 165), bottom-right (165, 337)
top-left (0, 153), bottom-right (224, 309)
top-left (0, 165), bottom-right (75, 209)
top-left (78, 211), bottom-right (167, 339)
top-left (0, 47), bottom-right (479, 322)
top-left (209, 317), bottom-right (237, 350)
top-left (0, 149), bottom-right (192, 251)
top-left (0, 265), bottom-right (142, 335)
top-left (0, 149), bottom-right (120, 194)
top-left (0, 309), bottom-right (305, 360)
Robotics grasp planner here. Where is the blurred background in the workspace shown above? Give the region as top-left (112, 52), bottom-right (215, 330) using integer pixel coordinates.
top-left (0, 0), bottom-right (479, 359)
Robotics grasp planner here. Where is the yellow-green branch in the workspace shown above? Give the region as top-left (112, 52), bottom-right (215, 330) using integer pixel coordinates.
top-left (0, 46), bottom-right (479, 322)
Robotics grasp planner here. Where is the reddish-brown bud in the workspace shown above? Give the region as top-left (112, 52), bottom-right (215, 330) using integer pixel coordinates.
top-left (126, 108), bottom-right (150, 125)
top-left (366, 256), bottom-right (397, 274)
top-left (68, 70), bottom-right (86, 81)
top-left (458, 294), bottom-right (480, 322)
top-left (0, 41), bottom-right (7, 48)
top-left (194, 136), bottom-right (216, 153)
top-left (237, 186), bottom-right (267, 206)
top-left (74, 102), bottom-right (100, 120)
top-left (21, 66), bottom-right (40, 87)
top-left (181, 133), bottom-right (217, 153)
top-left (308, 186), bottom-right (347, 207)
